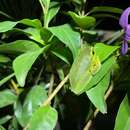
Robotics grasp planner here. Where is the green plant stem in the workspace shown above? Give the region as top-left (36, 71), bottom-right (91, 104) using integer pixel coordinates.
top-left (35, 65), bottom-right (44, 85)
top-left (48, 74), bottom-right (54, 96)
top-left (42, 74), bottom-right (69, 106)
top-left (10, 79), bottom-right (19, 95)
top-left (81, 0), bottom-right (86, 15)
top-left (39, 0), bottom-right (50, 28)
top-left (44, 12), bottom-right (48, 28)
top-left (39, 0), bottom-right (45, 13)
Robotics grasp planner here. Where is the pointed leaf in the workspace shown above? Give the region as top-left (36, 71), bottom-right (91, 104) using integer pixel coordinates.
top-left (27, 106), bottom-right (58, 130)
top-left (20, 19), bottom-right (42, 28)
top-left (0, 21), bottom-right (18, 33)
top-left (86, 73), bottom-right (110, 113)
top-left (94, 43), bottom-right (119, 62)
top-left (13, 48), bottom-right (45, 87)
top-left (0, 40), bottom-right (40, 54)
top-left (68, 11), bottom-right (96, 29)
top-left (49, 24), bottom-right (80, 58)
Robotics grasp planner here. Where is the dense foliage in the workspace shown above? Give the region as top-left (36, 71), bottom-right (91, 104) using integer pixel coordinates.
top-left (0, 0), bottom-right (129, 130)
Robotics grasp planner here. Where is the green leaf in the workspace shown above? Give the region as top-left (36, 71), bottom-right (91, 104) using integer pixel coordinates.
top-left (0, 89), bottom-right (17, 108)
top-left (69, 45), bottom-right (101, 95)
top-left (0, 115), bottom-right (12, 125)
top-left (23, 28), bottom-right (45, 45)
top-left (45, 2), bottom-right (60, 26)
top-left (86, 56), bottom-right (116, 90)
top-left (114, 95), bottom-right (130, 130)
top-left (20, 19), bottom-right (42, 28)
top-left (49, 24), bottom-right (81, 58)
top-left (27, 106), bottom-right (57, 130)
top-left (94, 43), bottom-right (119, 62)
top-left (0, 40), bottom-right (40, 54)
top-left (15, 85), bottom-right (48, 127)
top-left (68, 11), bottom-right (96, 29)
top-left (0, 55), bottom-right (11, 63)
top-left (13, 48), bottom-right (46, 87)
top-left (0, 21), bottom-right (18, 33)
top-left (0, 73), bottom-right (14, 86)
top-left (86, 73), bottom-right (110, 113)
top-left (52, 48), bottom-right (72, 65)
top-left (89, 6), bottom-right (122, 14)
top-left (0, 19), bottom-right (42, 33)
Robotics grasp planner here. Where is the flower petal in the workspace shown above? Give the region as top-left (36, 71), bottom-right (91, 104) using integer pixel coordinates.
top-left (121, 41), bottom-right (128, 55)
top-left (119, 7), bottom-right (130, 28)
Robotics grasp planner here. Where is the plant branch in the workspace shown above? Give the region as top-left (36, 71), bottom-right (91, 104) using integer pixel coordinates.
top-left (35, 65), bottom-right (44, 85)
top-left (42, 74), bottom-right (69, 106)
top-left (48, 74), bottom-right (54, 96)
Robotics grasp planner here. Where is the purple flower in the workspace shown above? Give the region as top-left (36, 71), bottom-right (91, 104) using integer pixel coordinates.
top-left (119, 7), bottom-right (130, 55)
